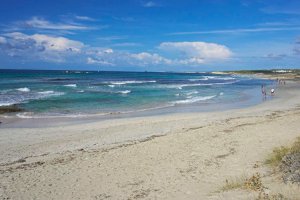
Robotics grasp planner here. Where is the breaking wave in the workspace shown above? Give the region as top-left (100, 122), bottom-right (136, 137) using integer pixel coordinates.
top-left (173, 95), bottom-right (216, 104)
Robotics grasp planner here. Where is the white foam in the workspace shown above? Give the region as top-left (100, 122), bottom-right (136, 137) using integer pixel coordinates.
top-left (189, 77), bottom-right (209, 81)
top-left (0, 102), bottom-right (14, 106)
top-left (38, 91), bottom-right (54, 94)
top-left (108, 85), bottom-right (115, 88)
top-left (16, 112), bottom-right (90, 119)
top-left (219, 92), bottom-right (224, 96)
top-left (37, 91), bottom-right (64, 97)
top-left (206, 76), bottom-right (235, 80)
top-left (214, 81), bottom-right (238, 85)
top-left (117, 90), bottom-right (131, 94)
top-left (159, 83), bottom-right (212, 89)
top-left (16, 87), bottom-right (30, 92)
top-left (64, 84), bottom-right (77, 87)
top-left (173, 95), bottom-right (216, 104)
top-left (0, 91), bottom-right (65, 107)
top-left (109, 80), bottom-right (156, 85)
top-left (186, 91), bottom-right (199, 95)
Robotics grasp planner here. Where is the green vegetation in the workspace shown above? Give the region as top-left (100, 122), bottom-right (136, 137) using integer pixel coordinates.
top-left (265, 137), bottom-right (300, 167)
top-left (220, 173), bottom-right (263, 192)
top-left (221, 176), bottom-right (246, 191)
top-left (265, 146), bottom-right (290, 167)
top-left (220, 173), bottom-right (287, 200)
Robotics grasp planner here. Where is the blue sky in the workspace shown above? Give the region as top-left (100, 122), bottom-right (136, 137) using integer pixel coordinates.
top-left (0, 0), bottom-right (300, 71)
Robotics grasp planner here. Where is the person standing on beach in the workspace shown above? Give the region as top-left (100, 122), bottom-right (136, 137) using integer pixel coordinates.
top-left (271, 88), bottom-right (275, 95)
top-left (261, 85), bottom-right (267, 97)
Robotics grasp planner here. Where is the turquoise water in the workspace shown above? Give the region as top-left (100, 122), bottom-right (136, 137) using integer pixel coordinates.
top-left (0, 70), bottom-right (274, 118)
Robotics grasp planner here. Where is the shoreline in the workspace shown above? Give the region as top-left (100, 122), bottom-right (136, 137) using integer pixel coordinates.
top-left (0, 79), bottom-right (300, 199)
top-left (0, 81), bottom-right (275, 129)
top-left (0, 82), bottom-right (298, 164)
top-left (0, 71), bottom-right (274, 124)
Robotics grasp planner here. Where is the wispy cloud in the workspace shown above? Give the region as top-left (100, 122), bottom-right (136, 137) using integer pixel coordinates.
top-left (263, 53), bottom-right (287, 60)
top-left (97, 36), bottom-right (127, 41)
top-left (261, 3), bottom-right (300, 15)
top-left (112, 42), bottom-right (141, 47)
top-left (169, 27), bottom-right (300, 35)
top-left (23, 17), bottom-right (91, 30)
top-left (4, 16), bottom-right (100, 33)
top-left (74, 15), bottom-right (96, 21)
top-left (142, 1), bottom-right (159, 8)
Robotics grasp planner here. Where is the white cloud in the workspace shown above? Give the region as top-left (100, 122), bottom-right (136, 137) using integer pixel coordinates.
top-left (87, 57), bottom-right (114, 66)
top-left (130, 52), bottom-right (171, 65)
top-left (0, 32), bottom-right (233, 67)
top-left (31, 34), bottom-right (84, 52)
top-left (159, 41), bottom-right (232, 63)
top-left (0, 32), bottom-right (85, 62)
top-left (4, 32), bottom-right (84, 52)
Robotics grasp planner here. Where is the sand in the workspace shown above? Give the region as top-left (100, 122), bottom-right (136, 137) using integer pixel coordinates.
top-left (0, 82), bottom-right (300, 199)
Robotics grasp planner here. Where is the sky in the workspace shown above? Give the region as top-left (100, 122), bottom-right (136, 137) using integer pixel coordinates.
top-left (0, 0), bottom-right (300, 71)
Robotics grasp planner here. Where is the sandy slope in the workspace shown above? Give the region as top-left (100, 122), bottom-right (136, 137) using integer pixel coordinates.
top-left (0, 83), bottom-right (300, 199)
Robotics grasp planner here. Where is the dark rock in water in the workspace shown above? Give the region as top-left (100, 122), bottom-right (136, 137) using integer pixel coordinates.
top-left (280, 152), bottom-right (300, 184)
top-left (0, 105), bottom-right (24, 114)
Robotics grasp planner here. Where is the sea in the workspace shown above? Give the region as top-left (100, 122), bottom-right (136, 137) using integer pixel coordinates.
top-left (0, 69), bottom-right (275, 119)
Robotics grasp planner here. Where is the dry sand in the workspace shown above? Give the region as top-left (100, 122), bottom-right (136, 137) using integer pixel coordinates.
top-left (0, 82), bottom-right (300, 199)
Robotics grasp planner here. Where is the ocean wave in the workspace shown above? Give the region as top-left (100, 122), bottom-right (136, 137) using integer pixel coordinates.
top-left (214, 81), bottom-right (238, 85)
top-left (108, 85), bottom-right (115, 88)
top-left (64, 84), bottom-right (77, 87)
top-left (16, 87), bottom-right (30, 92)
top-left (188, 76), bottom-right (236, 81)
top-left (0, 102), bottom-right (15, 106)
top-left (15, 112), bottom-right (92, 119)
top-left (117, 90), bottom-right (131, 94)
top-left (188, 78), bottom-right (209, 81)
top-left (162, 83), bottom-right (213, 89)
top-left (186, 91), bottom-right (199, 95)
top-left (173, 95), bottom-right (216, 104)
top-left (38, 90), bottom-right (54, 94)
top-left (0, 91), bottom-right (64, 107)
top-left (108, 80), bottom-right (156, 85)
top-left (38, 91), bottom-right (64, 96)
top-left (205, 76), bottom-right (236, 80)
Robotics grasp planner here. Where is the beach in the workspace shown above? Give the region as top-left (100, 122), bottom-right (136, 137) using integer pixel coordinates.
top-left (1, 80), bottom-right (300, 199)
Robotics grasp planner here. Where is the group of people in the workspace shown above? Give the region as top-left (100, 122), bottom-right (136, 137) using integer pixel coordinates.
top-left (277, 78), bottom-right (286, 85)
top-left (261, 84), bottom-right (275, 98)
top-left (261, 78), bottom-right (287, 98)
